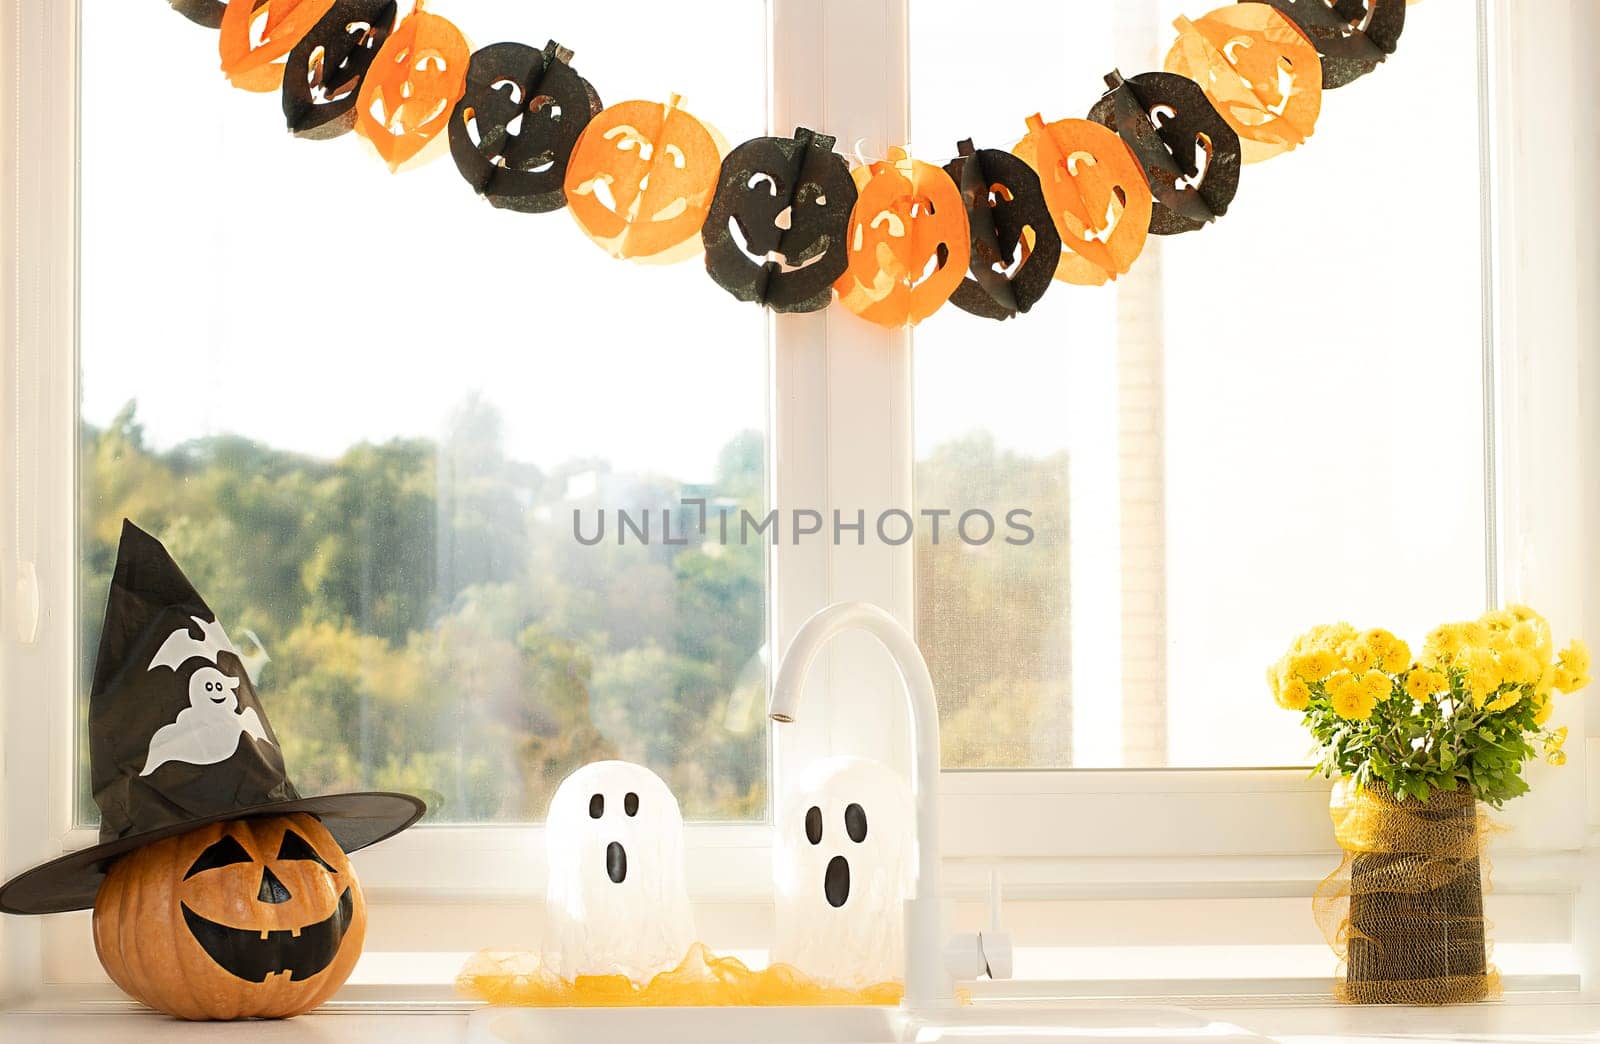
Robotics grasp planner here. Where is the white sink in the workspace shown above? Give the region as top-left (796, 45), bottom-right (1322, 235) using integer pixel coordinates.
top-left (467, 1004), bottom-right (1272, 1044)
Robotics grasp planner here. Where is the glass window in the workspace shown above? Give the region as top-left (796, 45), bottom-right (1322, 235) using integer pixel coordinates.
top-left (77, 0), bottom-right (769, 823)
top-left (910, 0), bottom-right (1487, 768)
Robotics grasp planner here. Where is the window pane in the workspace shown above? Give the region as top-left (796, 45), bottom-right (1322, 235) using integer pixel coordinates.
top-left (911, 1), bottom-right (1487, 768)
top-left (78, 0), bottom-right (769, 822)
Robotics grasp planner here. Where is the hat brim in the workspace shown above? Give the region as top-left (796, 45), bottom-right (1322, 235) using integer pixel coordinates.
top-left (0, 791), bottom-right (425, 915)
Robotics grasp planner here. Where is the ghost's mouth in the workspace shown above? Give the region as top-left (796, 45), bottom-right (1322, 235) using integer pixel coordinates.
top-left (825, 855), bottom-right (850, 908)
top-left (606, 841), bottom-right (627, 884)
top-left (181, 888), bottom-right (354, 983)
top-left (210, 695), bottom-right (227, 704)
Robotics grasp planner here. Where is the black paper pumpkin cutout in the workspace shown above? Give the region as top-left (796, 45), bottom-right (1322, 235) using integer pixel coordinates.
top-left (1088, 70), bottom-right (1242, 237)
top-left (448, 41), bottom-right (604, 214)
top-left (281, 0), bottom-right (397, 139)
top-left (1252, 0), bottom-right (1405, 89)
top-left (942, 140), bottom-right (1061, 321)
top-left (702, 127), bottom-right (859, 314)
top-left (168, 0), bottom-right (232, 29)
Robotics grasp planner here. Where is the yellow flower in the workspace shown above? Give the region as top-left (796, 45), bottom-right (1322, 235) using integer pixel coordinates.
top-left (1289, 650), bottom-right (1338, 683)
top-left (1405, 668), bottom-right (1447, 702)
top-left (1547, 749), bottom-right (1568, 767)
top-left (1359, 671), bottom-right (1391, 703)
top-left (1326, 671), bottom-right (1375, 720)
top-left (1532, 693), bottom-right (1554, 725)
top-left (1510, 621), bottom-right (1540, 650)
top-left (1558, 639), bottom-right (1590, 678)
top-left (1277, 677), bottom-right (1311, 711)
top-left (1487, 686), bottom-right (1522, 712)
top-left (1553, 665), bottom-right (1591, 695)
top-left (1422, 625), bottom-right (1466, 667)
top-left (1480, 609), bottom-right (1516, 631)
top-left (1507, 604), bottom-right (1544, 624)
top-left (1458, 648), bottom-right (1501, 704)
top-left (1548, 725), bottom-right (1569, 751)
top-left (1380, 639), bottom-right (1412, 673)
top-left (1499, 647), bottom-right (1541, 686)
top-left (1340, 638), bottom-right (1379, 673)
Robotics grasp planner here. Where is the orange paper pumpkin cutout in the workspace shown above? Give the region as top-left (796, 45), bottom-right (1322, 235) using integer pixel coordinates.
top-left (219, 0), bottom-right (336, 93)
top-left (832, 148), bottom-right (970, 327)
top-left (1014, 116), bottom-right (1152, 287)
top-left (1166, 6), bottom-right (1323, 164)
top-left (563, 95), bottom-right (725, 263)
top-left (354, 9), bottom-right (470, 170)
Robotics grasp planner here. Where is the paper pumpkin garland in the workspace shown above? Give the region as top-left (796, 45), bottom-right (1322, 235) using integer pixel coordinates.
top-left (1167, 4), bottom-right (1323, 164)
top-left (281, 0), bottom-right (397, 139)
top-left (170, 0), bottom-right (1413, 327)
top-left (1255, 0), bottom-right (1406, 89)
top-left (354, 9), bottom-right (471, 169)
top-left (943, 140), bottom-right (1061, 321)
top-left (1087, 70), bottom-right (1242, 236)
top-left (702, 127), bottom-right (859, 314)
top-left (833, 149), bottom-right (971, 327)
top-left (93, 814), bottom-right (367, 1020)
top-left (448, 41), bottom-right (603, 214)
top-left (1015, 115), bottom-right (1153, 287)
top-left (565, 95), bottom-right (726, 263)
top-left (219, 0), bottom-right (336, 93)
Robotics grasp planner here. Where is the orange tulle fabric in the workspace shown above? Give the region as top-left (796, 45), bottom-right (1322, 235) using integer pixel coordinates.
top-left (457, 942), bottom-right (904, 1007)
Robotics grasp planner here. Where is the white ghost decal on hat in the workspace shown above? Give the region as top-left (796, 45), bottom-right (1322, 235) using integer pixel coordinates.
top-left (140, 619), bottom-right (273, 776)
top-left (543, 761), bottom-right (695, 982)
top-left (773, 757), bottom-right (915, 988)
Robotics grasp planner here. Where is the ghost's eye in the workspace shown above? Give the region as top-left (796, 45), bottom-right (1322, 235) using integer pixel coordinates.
top-left (845, 803), bottom-right (868, 843)
top-left (185, 835), bottom-right (252, 878)
top-left (804, 806), bottom-right (823, 845)
top-left (589, 794), bottom-right (604, 819)
top-left (624, 792), bottom-right (639, 817)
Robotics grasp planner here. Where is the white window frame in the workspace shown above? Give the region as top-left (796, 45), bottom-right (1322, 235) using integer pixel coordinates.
top-left (3, 0), bottom-right (1596, 1001)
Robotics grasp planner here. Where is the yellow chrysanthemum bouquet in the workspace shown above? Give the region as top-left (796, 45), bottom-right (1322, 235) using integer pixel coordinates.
top-left (1269, 607), bottom-right (1589, 807)
top-left (1274, 607), bottom-right (1588, 1005)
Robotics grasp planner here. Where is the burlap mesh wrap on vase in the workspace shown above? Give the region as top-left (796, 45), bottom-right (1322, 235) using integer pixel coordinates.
top-left (1313, 779), bottom-right (1500, 1004)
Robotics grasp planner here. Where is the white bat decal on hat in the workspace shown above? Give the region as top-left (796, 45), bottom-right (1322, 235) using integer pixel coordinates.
top-left (140, 666), bottom-right (273, 776)
top-left (148, 615), bottom-right (239, 672)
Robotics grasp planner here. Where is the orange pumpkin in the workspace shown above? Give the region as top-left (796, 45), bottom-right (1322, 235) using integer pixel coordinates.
top-left (220, 0), bottom-right (336, 93)
top-left (92, 815), bottom-right (366, 1021)
top-left (1166, 5), bottom-right (1323, 164)
top-left (564, 95), bottom-right (725, 263)
top-left (1014, 115), bottom-right (1152, 287)
top-left (832, 148), bottom-right (970, 327)
top-left (354, 7), bottom-right (470, 170)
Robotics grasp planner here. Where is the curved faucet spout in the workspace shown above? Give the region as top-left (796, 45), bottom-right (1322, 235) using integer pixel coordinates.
top-left (769, 601), bottom-right (950, 1006)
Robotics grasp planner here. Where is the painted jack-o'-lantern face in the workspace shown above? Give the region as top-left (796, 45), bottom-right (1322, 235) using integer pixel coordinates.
top-left (92, 814), bottom-right (367, 1021)
top-left (220, 0), bottom-right (337, 93)
top-left (449, 41), bottom-right (603, 214)
top-left (833, 148), bottom-right (970, 327)
top-left (355, 9), bottom-right (470, 170)
top-left (702, 127), bottom-right (859, 314)
top-left (1166, 5), bottom-right (1323, 164)
top-left (281, 0), bottom-right (397, 139)
top-left (1014, 115), bottom-right (1153, 287)
top-left (564, 95), bottom-right (726, 263)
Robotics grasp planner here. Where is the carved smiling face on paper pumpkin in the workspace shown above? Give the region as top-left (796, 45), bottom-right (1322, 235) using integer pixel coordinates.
top-left (833, 149), bottom-right (970, 327)
top-left (702, 127), bottom-right (859, 313)
top-left (354, 9), bottom-right (470, 169)
top-left (92, 814), bottom-right (367, 1021)
top-left (1256, 0), bottom-right (1405, 89)
top-left (943, 140), bottom-right (1061, 321)
top-left (564, 96), bottom-right (726, 263)
top-left (1015, 115), bottom-right (1153, 287)
top-left (448, 41), bottom-right (604, 213)
top-left (281, 0), bottom-right (397, 138)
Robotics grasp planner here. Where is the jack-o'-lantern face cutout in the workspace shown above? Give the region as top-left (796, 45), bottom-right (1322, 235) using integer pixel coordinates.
top-left (833, 148), bottom-right (970, 327)
top-left (565, 95), bottom-right (726, 264)
top-left (702, 127), bottom-right (859, 314)
top-left (944, 139), bottom-right (1061, 321)
top-left (1014, 116), bottom-right (1153, 287)
top-left (449, 41), bottom-right (603, 214)
top-left (1087, 70), bottom-right (1241, 236)
top-left (355, 9), bottom-right (470, 170)
top-left (220, 0), bottom-right (336, 93)
top-left (1256, 0), bottom-right (1405, 89)
top-left (1166, 5), bottom-right (1323, 163)
top-left (281, 0), bottom-right (397, 139)
top-left (92, 815), bottom-right (367, 1021)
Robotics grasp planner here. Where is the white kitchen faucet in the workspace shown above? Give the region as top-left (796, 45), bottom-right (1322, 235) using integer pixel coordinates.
top-left (769, 601), bottom-right (1011, 1009)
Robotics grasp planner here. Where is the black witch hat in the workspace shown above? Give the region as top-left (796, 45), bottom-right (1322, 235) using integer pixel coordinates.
top-left (0, 521), bottom-right (425, 914)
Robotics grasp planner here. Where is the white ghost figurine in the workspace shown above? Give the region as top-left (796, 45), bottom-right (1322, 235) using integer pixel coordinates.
top-left (773, 757), bottom-right (916, 988)
top-left (140, 666), bottom-right (271, 776)
top-left (543, 761), bottom-right (695, 982)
